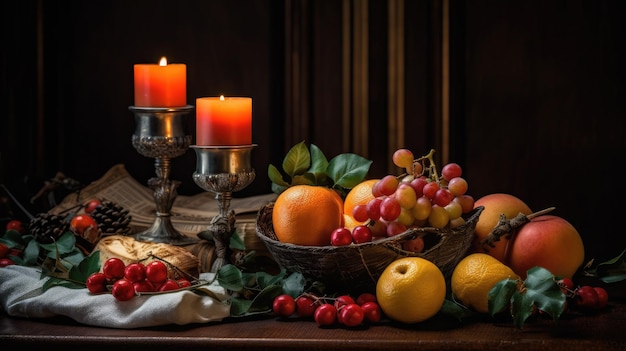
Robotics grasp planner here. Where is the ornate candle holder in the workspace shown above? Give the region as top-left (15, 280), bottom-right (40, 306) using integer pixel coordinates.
top-left (130, 105), bottom-right (197, 246)
top-left (191, 144), bottom-right (256, 272)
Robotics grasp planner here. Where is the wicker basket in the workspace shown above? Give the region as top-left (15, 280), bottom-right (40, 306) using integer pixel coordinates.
top-left (256, 203), bottom-right (484, 293)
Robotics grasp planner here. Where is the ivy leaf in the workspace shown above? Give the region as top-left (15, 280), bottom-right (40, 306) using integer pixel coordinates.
top-left (327, 153), bottom-right (373, 189)
top-left (488, 278), bottom-right (518, 316)
top-left (524, 266), bottom-right (566, 320)
top-left (282, 141), bottom-right (311, 178)
top-left (510, 290), bottom-right (535, 328)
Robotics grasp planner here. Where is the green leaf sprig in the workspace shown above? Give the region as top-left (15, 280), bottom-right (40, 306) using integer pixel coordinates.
top-left (268, 141), bottom-right (373, 197)
top-left (489, 266), bottom-right (566, 328)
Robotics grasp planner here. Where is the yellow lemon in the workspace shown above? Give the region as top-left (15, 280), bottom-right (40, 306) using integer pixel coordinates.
top-left (376, 257), bottom-right (446, 324)
top-left (451, 253), bottom-right (520, 314)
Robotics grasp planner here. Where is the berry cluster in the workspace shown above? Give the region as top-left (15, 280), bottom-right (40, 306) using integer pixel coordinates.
top-left (558, 278), bottom-right (609, 310)
top-left (87, 257), bottom-right (193, 301)
top-left (272, 292), bottom-right (383, 327)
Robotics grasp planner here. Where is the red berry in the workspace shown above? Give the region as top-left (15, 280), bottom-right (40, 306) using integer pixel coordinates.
top-left (594, 287), bottom-right (609, 309)
top-left (575, 285), bottom-right (599, 309)
top-left (272, 294), bottom-right (296, 317)
top-left (111, 279), bottom-right (136, 301)
top-left (0, 257), bottom-right (16, 267)
top-left (86, 272), bottom-right (108, 293)
top-left (177, 278), bottom-right (192, 288)
top-left (84, 199), bottom-right (102, 214)
top-left (5, 220), bottom-right (24, 233)
top-left (334, 295), bottom-right (355, 310)
top-left (314, 303), bottom-right (337, 326)
top-left (295, 294), bottom-right (319, 318)
top-left (69, 214), bottom-right (98, 237)
top-left (124, 262), bottom-right (146, 283)
top-left (145, 260), bottom-right (168, 284)
top-left (338, 303), bottom-right (364, 327)
top-left (361, 301), bottom-right (382, 323)
top-left (158, 279), bottom-right (181, 292)
top-left (103, 257), bottom-right (126, 280)
top-left (356, 292), bottom-right (377, 305)
top-left (0, 243), bottom-right (9, 258)
top-left (133, 279), bottom-right (155, 293)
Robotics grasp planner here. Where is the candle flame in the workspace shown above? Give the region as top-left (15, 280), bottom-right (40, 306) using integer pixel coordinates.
top-left (220, 95), bottom-right (225, 101)
top-left (159, 57), bottom-right (168, 66)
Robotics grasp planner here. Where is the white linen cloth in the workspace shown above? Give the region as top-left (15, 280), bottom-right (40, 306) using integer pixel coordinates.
top-left (0, 265), bottom-right (232, 328)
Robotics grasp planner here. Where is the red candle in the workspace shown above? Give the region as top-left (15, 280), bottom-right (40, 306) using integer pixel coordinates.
top-left (134, 57), bottom-right (186, 107)
top-left (196, 96), bottom-right (252, 146)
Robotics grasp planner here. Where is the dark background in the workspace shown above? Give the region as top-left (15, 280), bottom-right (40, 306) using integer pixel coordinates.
top-left (2, 0), bottom-right (625, 263)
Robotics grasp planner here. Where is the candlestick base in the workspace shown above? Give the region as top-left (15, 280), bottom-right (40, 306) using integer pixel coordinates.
top-left (130, 105), bottom-right (198, 246)
top-left (191, 145), bottom-right (256, 272)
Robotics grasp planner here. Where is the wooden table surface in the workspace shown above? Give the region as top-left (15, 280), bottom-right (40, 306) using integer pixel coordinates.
top-left (2, 292), bottom-right (626, 351)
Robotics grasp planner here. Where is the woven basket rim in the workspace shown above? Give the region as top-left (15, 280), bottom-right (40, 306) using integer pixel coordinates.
top-left (256, 203), bottom-right (484, 253)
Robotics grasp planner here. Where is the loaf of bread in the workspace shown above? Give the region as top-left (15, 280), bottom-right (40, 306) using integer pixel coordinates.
top-left (94, 235), bottom-right (200, 279)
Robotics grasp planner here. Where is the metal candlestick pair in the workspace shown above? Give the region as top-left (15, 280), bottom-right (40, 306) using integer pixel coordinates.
top-left (130, 106), bottom-right (255, 271)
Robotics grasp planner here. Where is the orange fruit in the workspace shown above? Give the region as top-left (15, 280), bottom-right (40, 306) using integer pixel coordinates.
top-left (471, 193), bottom-right (532, 263)
top-left (343, 179), bottom-right (379, 228)
top-left (451, 253), bottom-right (519, 314)
top-left (272, 185), bottom-right (344, 246)
top-left (376, 257), bottom-right (446, 323)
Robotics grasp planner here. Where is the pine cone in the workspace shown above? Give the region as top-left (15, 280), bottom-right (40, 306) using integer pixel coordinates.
top-left (29, 212), bottom-right (69, 244)
top-left (91, 200), bottom-right (133, 236)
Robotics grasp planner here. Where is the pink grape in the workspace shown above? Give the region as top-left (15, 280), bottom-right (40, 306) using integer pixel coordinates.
top-left (366, 198), bottom-right (383, 221)
top-left (380, 197), bottom-right (401, 221)
top-left (444, 201), bottom-right (462, 219)
top-left (392, 149), bottom-right (414, 169)
top-left (423, 182), bottom-right (440, 199)
top-left (441, 163), bottom-right (462, 180)
top-left (447, 177), bottom-right (468, 196)
top-left (412, 196), bottom-right (432, 220)
top-left (352, 204), bottom-right (370, 222)
top-left (394, 183), bottom-right (417, 209)
top-left (428, 205), bottom-right (449, 229)
top-left (409, 177), bottom-right (428, 198)
top-left (386, 221), bottom-right (407, 237)
top-left (433, 188), bottom-right (454, 207)
top-left (453, 194), bottom-right (475, 213)
top-left (376, 175), bottom-right (400, 196)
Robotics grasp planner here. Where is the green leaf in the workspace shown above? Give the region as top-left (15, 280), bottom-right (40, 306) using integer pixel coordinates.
top-left (524, 266), bottom-right (566, 320)
top-left (22, 239), bottom-right (40, 266)
top-left (256, 269), bottom-right (286, 289)
top-left (488, 278), bottom-right (518, 316)
top-left (282, 141), bottom-right (311, 178)
top-left (510, 290), bottom-right (535, 328)
top-left (291, 173), bottom-right (316, 186)
top-left (440, 298), bottom-right (475, 321)
top-left (308, 144), bottom-right (329, 175)
top-left (230, 230), bottom-right (245, 251)
top-left (584, 249), bottom-right (626, 283)
top-left (230, 297), bottom-right (253, 316)
top-left (268, 164), bottom-right (290, 187)
top-left (282, 272), bottom-right (306, 297)
top-left (327, 153), bottom-right (373, 189)
top-left (217, 264), bottom-right (244, 291)
top-left (68, 250), bottom-right (101, 283)
top-left (248, 284), bottom-right (282, 313)
top-left (271, 182), bottom-right (288, 195)
top-left (39, 232), bottom-right (76, 255)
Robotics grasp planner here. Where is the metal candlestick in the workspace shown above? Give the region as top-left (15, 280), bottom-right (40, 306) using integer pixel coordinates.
top-left (130, 105), bottom-right (197, 246)
top-left (191, 144), bottom-right (256, 272)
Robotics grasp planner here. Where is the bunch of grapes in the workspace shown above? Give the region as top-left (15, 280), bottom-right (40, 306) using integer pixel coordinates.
top-left (352, 149), bottom-right (475, 239)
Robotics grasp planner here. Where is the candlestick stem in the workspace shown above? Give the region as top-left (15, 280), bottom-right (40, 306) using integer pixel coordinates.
top-left (130, 105), bottom-right (197, 246)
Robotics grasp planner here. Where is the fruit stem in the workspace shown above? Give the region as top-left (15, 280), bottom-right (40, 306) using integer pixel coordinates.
top-left (412, 149), bottom-right (440, 183)
top-left (480, 207), bottom-right (556, 250)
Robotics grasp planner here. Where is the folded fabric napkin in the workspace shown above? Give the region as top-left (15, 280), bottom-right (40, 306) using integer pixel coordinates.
top-left (0, 265), bottom-right (231, 328)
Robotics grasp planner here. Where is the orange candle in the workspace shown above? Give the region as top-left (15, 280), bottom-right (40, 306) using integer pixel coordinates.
top-left (196, 96), bottom-right (252, 146)
top-left (134, 57), bottom-right (186, 107)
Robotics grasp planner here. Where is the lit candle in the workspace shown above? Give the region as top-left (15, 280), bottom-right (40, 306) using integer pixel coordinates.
top-left (134, 57), bottom-right (186, 107)
top-left (196, 96), bottom-right (252, 146)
